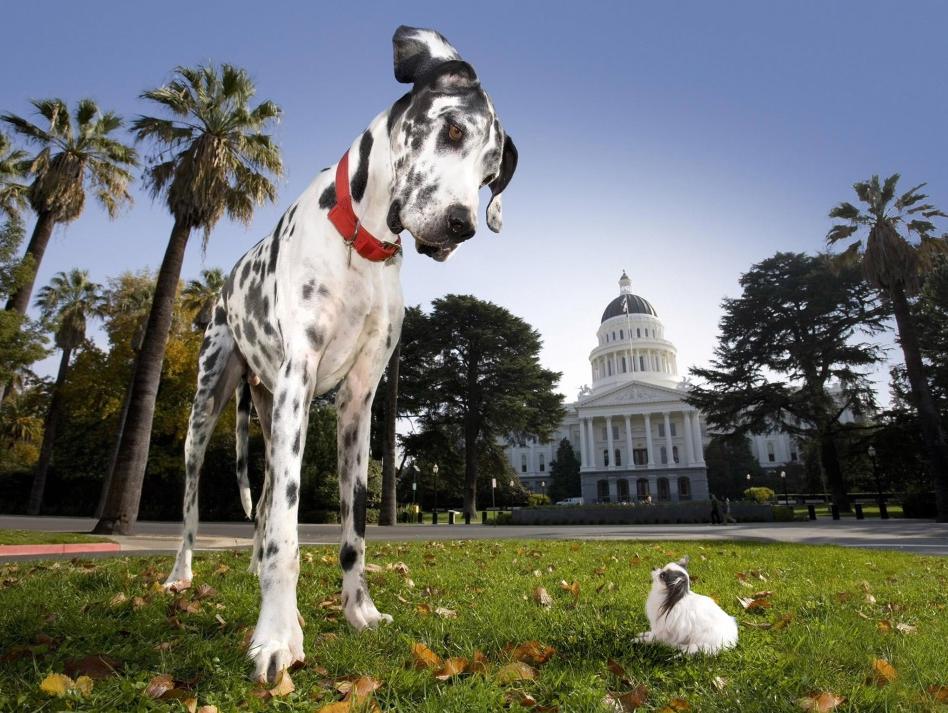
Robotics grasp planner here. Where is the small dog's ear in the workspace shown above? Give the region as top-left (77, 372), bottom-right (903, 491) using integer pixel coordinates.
top-left (393, 26), bottom-right (461, 84)
top-left (677, 556), bottom-right (690, 570)
top-left (486, 134), bottom-right (518, 233)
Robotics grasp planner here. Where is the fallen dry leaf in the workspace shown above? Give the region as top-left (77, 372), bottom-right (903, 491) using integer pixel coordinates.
top-left (434, 657), bottom-right (469, 681)
top-left (877, 619), bottom-right (893, 633)
top-left (410, 642), bottom-right (442, 670)
top-left (364, 563), bottom-right (383, 573)
top-left (895, 622), bottom-right (917, 635)
top-left (39, 673), bottom-right (73, 697)
top-left (508, 641), bottom-right (556, 666)
top-left (533, 586), bottom-right (553, 608)
top-left (73, 675), bottom-right (93, 697)
top-left (197, 706), bottom-right (219, 713)
top-left (269, 668), bottom-right (295, 697)
top-left (64, 654), bottom-right (121, 680)
top-left (470, 650), bottom-right (489, 675)
top-left (603, 685), bottom-right (650, 711)
top-left (871, 658), bottom-right (897, 687)
top-left (415, 603), bottom-right (432, 616)
top-left (927, 685), bottom-right (948, 703)
top-left (797, 691), bottom-right (845, 711)
top-left (495, 661), bottom-right (536, 684)
top-left (434, 607), bottom-right (457, 619)
top-left (712, 676), bottom-right (728, 691)
top-left (559, 580), bottom-right (580, 600)
top-left (144, 674), bottom-right (176, 699)
top-left (109, 592), bottom-right (128, 607)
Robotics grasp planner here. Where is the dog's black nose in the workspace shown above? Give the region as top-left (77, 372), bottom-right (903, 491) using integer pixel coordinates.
top-left (446, 205), bottom-right (475, 240)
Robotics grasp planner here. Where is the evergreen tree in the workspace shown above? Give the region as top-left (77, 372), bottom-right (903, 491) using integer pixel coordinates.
top-left (688, 252), bottom-right (886, 510)
top-left (548, 438), bottom-right (581, 502)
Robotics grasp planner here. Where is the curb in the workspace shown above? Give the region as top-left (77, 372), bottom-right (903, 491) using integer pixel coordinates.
top-left (0, 542), bottom-right (121, 556)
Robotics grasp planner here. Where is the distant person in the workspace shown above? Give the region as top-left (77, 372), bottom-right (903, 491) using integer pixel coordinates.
top-left (724, 497), bottom-right (736, 524)
top-left (710, 495), bottom-right (722, 525)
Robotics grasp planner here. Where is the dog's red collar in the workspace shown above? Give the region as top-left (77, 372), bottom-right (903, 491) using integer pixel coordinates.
top-left (328, 151), bottom-right (401, 263)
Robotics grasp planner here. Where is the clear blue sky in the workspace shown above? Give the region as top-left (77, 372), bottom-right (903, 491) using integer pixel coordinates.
top-left (5, 1), bottom-right (948, 404)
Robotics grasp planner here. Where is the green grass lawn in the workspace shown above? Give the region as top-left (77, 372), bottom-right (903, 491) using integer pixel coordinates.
top-left (0, 529), bottom-right (112, 546)
top-left (1, 540), bottom-right (946, 712)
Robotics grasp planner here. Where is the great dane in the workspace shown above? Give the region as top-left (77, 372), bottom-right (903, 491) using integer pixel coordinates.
top-left (162, 26), bottom-right (517, 682)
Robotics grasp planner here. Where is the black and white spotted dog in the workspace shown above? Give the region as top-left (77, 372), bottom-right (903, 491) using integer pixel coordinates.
top-left (162, 26), bottom-right (517, 682)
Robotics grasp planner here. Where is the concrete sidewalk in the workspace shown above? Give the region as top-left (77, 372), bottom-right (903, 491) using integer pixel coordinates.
top-left (2, 514), bottom-right (947, 559)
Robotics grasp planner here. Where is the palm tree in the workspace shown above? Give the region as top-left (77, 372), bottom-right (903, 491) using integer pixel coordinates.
top-left (181, 267), bottom-right (225, 331)
top-left (28, 269), bottom-right (103, 515)
top-left (95, 64), bottom-right (283, 534)
top-left (1, 99), bottom-right (137, 317)
top-left (828, 174), bottom-right (948, 522)
top-left (0, 132), bottom-right (28, 224)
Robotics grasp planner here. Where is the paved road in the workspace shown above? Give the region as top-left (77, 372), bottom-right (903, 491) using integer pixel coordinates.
top-left (2, 515), bottom-right (947, 558)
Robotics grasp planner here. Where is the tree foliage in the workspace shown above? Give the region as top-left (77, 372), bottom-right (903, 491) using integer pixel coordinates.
top-left (548, 438), bottom-right (581, 503)
top-left (687, 252), bottom-right (886, 508)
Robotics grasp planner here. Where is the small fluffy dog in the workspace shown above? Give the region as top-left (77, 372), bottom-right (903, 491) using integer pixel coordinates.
top-left (636, 556), bottom-right (738, 655)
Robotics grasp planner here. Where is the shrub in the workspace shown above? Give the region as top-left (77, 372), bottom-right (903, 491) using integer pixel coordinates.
top-left (494, 511), bottom-right (512, 525)
top-left (744, 486), bottom-right (775, 503)
top-left (772, 505), bottom-right (795, 522)
top-left (528, 494), bottom-right (550, 507)
top-left (901, 492), bottom-right (937, 519)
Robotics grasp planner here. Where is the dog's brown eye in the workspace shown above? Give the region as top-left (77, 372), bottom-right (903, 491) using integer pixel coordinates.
top-left (448, 124), bottom-right (463, 142)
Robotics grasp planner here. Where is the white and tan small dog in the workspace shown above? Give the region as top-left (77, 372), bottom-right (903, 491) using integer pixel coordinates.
top-left (636, 556), bottom-right (738, 655)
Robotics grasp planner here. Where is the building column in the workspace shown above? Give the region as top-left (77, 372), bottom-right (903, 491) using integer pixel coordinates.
top-left (682, 411), bottom-right (695, 465)
top-left (606, 416), bottom-right (615, 470)
top-left (578, 417), bottom-right (588, 470)
top-left (643, 413), bottom-right (655, 468)
top-left (624, 414), bottom-right (634, 470)
top-left (691, 411), bottom-right (705, 464)
top-left (663, 412), bottom-right (673, 466)
top-left (586, 417), bottom-right (596, 468)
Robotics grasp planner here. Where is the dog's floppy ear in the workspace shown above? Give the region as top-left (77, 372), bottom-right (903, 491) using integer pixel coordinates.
top-left (486, 133), bottom-right (518, 233)
top-left (393, 26), bottom-right (461, 84)
top-left (677, 555), bottom-right (690, 570)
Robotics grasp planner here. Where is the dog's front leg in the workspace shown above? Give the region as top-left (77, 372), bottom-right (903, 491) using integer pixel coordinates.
top-left (336, 369), bottom-right (392, 630)
top-left (249, 354), bottom-right (313, 682)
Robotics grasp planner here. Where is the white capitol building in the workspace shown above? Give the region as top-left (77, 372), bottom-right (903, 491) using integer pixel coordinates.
top-left (506, 272), bottom-right (805, 503)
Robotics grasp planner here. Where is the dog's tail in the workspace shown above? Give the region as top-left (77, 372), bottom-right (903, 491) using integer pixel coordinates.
top-left (235, 378), bottom-right (253, 519)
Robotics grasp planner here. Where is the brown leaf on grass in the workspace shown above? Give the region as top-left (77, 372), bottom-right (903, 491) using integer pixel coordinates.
top-left (194, 583), bottom-right (217, 600)
top-left (268, 668), bottom-right (295, 697)
top-left (387, 562), bottom-right (410, 576)
top-left (469, 650), bottom-right (489, 675)
top-left (657, 699), bottom-right (691, 712)
top-left (797, 691), bottom-right (845, 711)
top-left (533, 586), bottom-right (553, 608)
top-left (109, 592), bottom-right (128, 607)
top-left (495, 661), bottom-right (536, 684)
top-left (213, 563), bottom-right (230, 575)
top-left (183, 697), bottom-right (197, 713)
top-left (927, 685), bottom-right (948, 702)
top-left (196, 706), bottom-right (218, 713)
top-left (175, 596), bottom-right (201, 614)
top-left (434, 657), bottom-right (469, 681)
top-left (415, 603), bottom-right (432, 616)
top-left (895, 622), bottom-right (917, 635)
top-left (131, 596), bottom-right (147, 610)
top-left (410, 642), bottom-right (442, 670)
top-left (738, 596), bottom-right (771, 611)
top-left (336, 674), bottom-right (382, 698)
top-left (596, 581), bottom-right (616, 594)
top-left (64, 654), bottom-right (121, 680)
top-left (712, 676), bottom-right (728, 691)
top-left (877, 619), bottom-right (893, 633)
top-left (559, 580), bottom-right (580, 600)
top-left (434, 607), bottom-right (457, 619)
top-left (603, 685), bottom-right (649, 711)
top-left (166, 579), bottom-right (191, 593)
top-left (771, 613), bottom-right (793, 630)
top-left (508, 641), bottom-right (556, 666)
top-left (870, 658), bottom-right (897, 687)
top-left (364, 563), bottom-right (383, 573)
top-left (144, 673), bottom-right (176, 699)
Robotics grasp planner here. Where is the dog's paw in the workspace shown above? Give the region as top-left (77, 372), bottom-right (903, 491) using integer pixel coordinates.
top-left (344, 596), bottom-right (392, 631)
top-left (633, 631), bottom-right (654, 644)
top-left (249, 613), bottom-right (304, 683)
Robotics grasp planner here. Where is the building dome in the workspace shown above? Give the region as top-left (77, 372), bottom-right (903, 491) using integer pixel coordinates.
top-left (600, 271), bottom-right (657, 322)
top-left (601, 294), bottom-right (658, 322)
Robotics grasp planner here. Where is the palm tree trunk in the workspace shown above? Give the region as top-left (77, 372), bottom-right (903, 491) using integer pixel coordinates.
top-left (5, 210), bottom-right (56, 317)
top-left (890, 285), bottom-right (948, 522)
top-left (94, 369), bottom-right (136, 518)
top-left (28, 345), bottom-right (72, 515)
top-left (379, 341), bottom-right (400, 526)
top-left (94, 219), bottom-right (191, 534)
top-left (463, 416), bottom-right (479, 519)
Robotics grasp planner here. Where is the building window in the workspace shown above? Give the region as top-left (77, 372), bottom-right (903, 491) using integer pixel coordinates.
top-left (639, 356), bottom-right (646, 371)
top-left (657, 477), bottom-right (671, 501)
top-left (621, 356), bottom-right (627, 373)
top-left (615, 449), bottom-right (622, 466)
top-left (539, 454), bottom-right (545, 472)
top-left (607, 361), bottom-right (612, 376)
top-left (658, 423), bottom-right (665, 437)
top-left (601, 426), bottom-right (608, 440)
top-left (613, 424), bottom-right (620, 440)
top-left (670, 422), bottom-right (677, 437)
top-left (637, 328), bottom-right (641, 337)
top-left (790, 448), bottom-right (798, 462)
top-left (620, 329), bottom-right (624, 339)
top-left (521, 454), bottom-right (527, 473)
top-left (603, 449), bottom-right (610, 467)
top-left (678, 477), bottom-right (691, 500)
top-left (636, 478), bottom-right (649, 499)
top-left (633, 448), bottom-right (648, 465)
top-left (673, 446), bottom-right (679, 463)
top-left (617, 479), bottom-right (630, 501)
top-left (660, 446), bottom-right (667, 465)
top-left (597, 479), bottom-right (610, 503)
top-left (767, 442), bottom-right (776, 463)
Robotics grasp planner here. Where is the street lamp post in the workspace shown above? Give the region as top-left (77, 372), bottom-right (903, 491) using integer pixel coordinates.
top-left (432, 463), bottom-right (439, 521)
top-left (780, 470), bottom-right (788, 506)
top-left (868, 446), bottom-right (888, 520)
top-left (491, 478), bottom-right (496, 510)
top-left (412, 465), bottom-right (418, 507)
